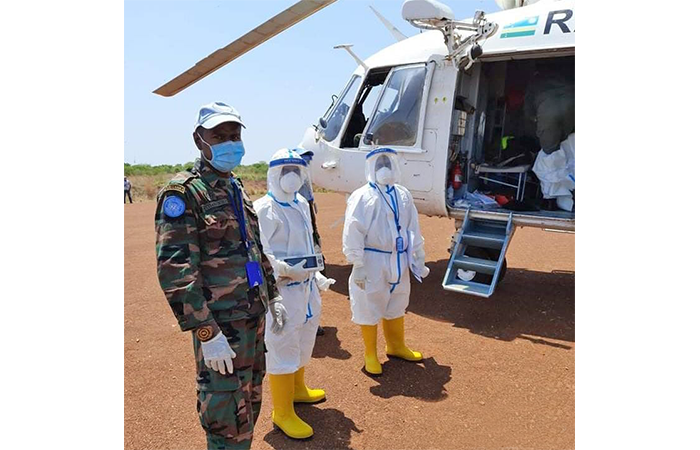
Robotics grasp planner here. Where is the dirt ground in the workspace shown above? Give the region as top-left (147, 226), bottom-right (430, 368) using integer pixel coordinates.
top-left (125, 192), bottom-right (574, 450)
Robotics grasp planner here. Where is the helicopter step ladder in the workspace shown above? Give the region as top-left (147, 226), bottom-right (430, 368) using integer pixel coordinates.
top-left (442, 208), bottom-right (514, 298)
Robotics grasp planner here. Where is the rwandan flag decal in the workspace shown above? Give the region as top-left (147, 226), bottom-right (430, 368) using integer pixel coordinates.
top-left (500, 16), bottom-right (539, 38)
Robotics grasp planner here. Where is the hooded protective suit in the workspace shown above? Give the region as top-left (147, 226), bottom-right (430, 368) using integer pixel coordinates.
top-left (343, 148), bottom-right (428, 325)
top-left (253, 148), bottom-right (330, 439)
top-left (342, 148), bottom-right (429, 376)
top-left (253, 149), bottom-right (323, 374)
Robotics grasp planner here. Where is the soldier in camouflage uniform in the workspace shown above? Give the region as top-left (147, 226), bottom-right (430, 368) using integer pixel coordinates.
top-left (155, 102), bottom-right (288, 450)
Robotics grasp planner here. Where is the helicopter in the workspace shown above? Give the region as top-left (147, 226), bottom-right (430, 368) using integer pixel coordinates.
top-left (153, 0), bottom-right (575, 298)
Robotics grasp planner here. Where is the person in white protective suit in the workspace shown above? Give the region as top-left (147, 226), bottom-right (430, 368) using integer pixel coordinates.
top-left (253, 148), bottom-right (336, 440)
top-left (533, 132), bottom-right (575, 211)
top-left (342, 148), bottom-right (430, 376)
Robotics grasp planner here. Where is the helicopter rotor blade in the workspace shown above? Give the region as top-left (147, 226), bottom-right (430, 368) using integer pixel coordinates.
top-left (153, 0), bottom-right (338, 97)
top-left (369, 5), bottom-right (407, 42)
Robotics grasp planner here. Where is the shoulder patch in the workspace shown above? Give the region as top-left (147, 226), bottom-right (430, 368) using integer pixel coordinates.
top-left (163, 196), bottom-right (186, 218)
top-left (163, 184), bottom-right (186, 195)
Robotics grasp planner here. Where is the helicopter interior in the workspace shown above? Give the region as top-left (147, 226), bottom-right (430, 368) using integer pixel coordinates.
top-left (340, 67), bottom-right (391, 148)
top-left (449, 55), bottom-right (575, 217)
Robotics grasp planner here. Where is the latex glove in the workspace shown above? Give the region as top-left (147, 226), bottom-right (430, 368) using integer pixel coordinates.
top-left (315, 272), bottom-right (336, 291)
top-left (278, 260), bottom-right (308, 282)
top-left (269, 296), bottom-right (288, 334)
top-left (201, 332), bottom-right (236, 375)
top-left (351, 264), bottom-right (367, 290)
top-left (413, 248), bottom-right (429, 278)
top-left (420, 265), bottom-right (430, 278)
top-left (414, 247), bottom-right (426, 265)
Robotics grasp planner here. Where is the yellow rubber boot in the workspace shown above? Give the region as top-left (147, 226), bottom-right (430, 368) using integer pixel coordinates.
top-left (383, 316), bottom-right (423, 361)
top-left (269, 373), bottom-right (313, 439)
top-left (293, 367), bottom-right (326, 403)
top-left (361, 325), bottom-right (383, 375)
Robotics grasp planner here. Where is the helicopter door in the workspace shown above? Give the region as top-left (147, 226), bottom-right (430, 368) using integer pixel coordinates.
top-left (358, 63), bottom-right (436, 193)
top-left (317, 68), bottom-right (392, 193)
top-left (316, 74), bottom-right (365, 192)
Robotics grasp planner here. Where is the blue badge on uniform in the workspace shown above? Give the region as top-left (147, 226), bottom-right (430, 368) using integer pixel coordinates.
top-left (163, 196), bottom-right (186, 218)
top-left (245, 261), bottom-right (264, 288)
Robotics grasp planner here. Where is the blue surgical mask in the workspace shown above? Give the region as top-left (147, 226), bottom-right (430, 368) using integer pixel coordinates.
top-left (200, 135), bottom-right (245, 172)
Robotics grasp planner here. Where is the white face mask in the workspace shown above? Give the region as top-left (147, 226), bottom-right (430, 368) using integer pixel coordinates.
top-left (280, 172), bottom-right (303, 194)
top-left (375, 167), bottom-right (395, 185)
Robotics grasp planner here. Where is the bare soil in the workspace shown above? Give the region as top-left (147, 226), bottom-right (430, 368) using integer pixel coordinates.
top-left (125, 192), bottom-right (574, 450)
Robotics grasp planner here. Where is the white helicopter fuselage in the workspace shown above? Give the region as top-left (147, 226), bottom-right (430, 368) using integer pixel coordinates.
top-left (299, 0), bottom-right (575, 230)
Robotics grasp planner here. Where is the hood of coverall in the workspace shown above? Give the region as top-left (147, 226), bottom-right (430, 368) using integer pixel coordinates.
top-left (365, 147), bottom-right (401, 186)
top-left (267, 148), bottom-right (309, 204)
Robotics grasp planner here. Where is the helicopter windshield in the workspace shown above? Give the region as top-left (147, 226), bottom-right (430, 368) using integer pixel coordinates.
top-left (321, 75), bottom-right (362, 142)
top-left (366, 65), bottom-right (427, 147)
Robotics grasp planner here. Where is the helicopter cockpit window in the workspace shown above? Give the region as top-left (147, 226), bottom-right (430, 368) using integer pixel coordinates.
top-left (339, 67), bottom-right (391, 148)
top-left (365, 66), bottom-right (427, 147)
top-left (321, 75), bottom-right (362, 143)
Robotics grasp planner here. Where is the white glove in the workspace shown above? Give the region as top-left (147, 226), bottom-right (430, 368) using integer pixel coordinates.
top-left (269, 296), bottom-right (288, 334)
top-left (315, 272), bottom-right (336, 291)
top-left (414, 247), bottom-right (426, 264)
top-left (278, 260), bottom-right (307, 282)
top-left (414, 248), bottom-right (429, 278)
top-left (201, 332), bottom-right (236, 375)
top-left (352, 264), bottom-right (367, 290)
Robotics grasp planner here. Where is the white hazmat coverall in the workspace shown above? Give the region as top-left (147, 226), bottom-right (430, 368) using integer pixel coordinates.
top-left (253, 148), bottom-right (330, 439)
top-left (342, 148), bottom-right (429, 375)
top-left (343, 148), bottom-right (428, 325)
top-left (253, 149), bottom-right (323, 375)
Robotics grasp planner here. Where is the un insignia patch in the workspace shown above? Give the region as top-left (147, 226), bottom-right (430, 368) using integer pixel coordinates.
top-left (163, 196), bottom-right (186, 218)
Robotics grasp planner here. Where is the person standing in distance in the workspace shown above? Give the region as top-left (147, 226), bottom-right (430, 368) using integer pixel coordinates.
top-left (124, 176), bottom-right (133, 203)
top-left (155, 101), bottom-right (288, 450)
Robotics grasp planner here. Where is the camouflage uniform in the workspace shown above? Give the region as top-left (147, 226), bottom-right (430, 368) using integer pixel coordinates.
top-left (155, 158), bottom-right (279, 450)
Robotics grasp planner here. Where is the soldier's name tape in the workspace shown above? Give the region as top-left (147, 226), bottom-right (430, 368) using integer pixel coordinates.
top-left (201, 198), bottom-right (229, 213)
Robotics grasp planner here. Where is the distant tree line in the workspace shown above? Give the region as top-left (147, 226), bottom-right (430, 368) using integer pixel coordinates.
top-left (124, 162), bottom-right (269, 181)
top-left (124, 162), bottom-right (195, 176)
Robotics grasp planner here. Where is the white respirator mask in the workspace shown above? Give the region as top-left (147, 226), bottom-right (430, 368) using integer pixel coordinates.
top-left (280, 172), bottom-right (303, 194)
top-left (375, 167), bottom-right (395, 185)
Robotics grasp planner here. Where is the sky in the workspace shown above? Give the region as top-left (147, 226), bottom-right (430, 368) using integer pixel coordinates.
top-left (125, 0), bottom-right (500, 166)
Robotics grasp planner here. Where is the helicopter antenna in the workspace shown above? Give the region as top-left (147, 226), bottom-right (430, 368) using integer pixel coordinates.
top-left (333, 44), bottom-right (368, 70)
top-left (402, 0), bottom-right (497, 63)
top-left (369, 5), bottom-right (407, 42)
